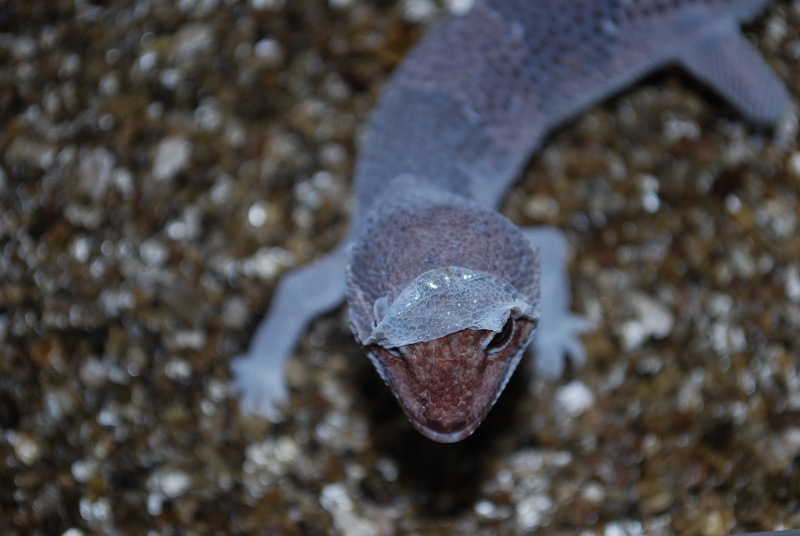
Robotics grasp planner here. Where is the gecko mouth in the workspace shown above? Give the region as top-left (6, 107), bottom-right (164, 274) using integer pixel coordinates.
top-left (371, 319), bottom-right (536, 443)
top-left (419, 418), bottom-right (473, 443)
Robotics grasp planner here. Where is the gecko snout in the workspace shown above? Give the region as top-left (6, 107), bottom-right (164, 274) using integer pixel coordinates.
top-left (372, 319), bottom-right (536, 442)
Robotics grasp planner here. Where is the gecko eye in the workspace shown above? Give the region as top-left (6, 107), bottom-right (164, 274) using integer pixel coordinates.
top-left (486, 318), bottom-right (515, 355)
top-left (383, 347), bottom-right (404, 359)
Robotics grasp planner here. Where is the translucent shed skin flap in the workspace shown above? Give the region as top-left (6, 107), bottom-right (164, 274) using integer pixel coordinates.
top-left (365, 266), bottom-right (539, 348)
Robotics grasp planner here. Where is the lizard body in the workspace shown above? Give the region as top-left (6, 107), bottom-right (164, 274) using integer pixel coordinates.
top-left (233, 0), bottom-right (790, 442)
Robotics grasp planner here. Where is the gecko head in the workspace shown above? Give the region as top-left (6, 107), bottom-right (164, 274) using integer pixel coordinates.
top-left (345, 198), bottom-right (541, 441)
top-left (368, 316), bottom-right (537, 442)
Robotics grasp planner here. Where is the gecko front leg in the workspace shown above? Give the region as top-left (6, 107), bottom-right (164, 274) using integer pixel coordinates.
top-left (523, 226), bottom-right (591, 378)
top-left (231, 242), bottom-right (349, 421)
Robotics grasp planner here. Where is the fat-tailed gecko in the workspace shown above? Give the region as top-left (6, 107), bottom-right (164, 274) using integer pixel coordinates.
top-left (232, 0), bottom-right (790, 442)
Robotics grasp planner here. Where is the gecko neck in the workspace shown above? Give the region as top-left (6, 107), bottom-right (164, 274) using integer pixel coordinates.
top-left (354, 173), bottom-right (477, 230)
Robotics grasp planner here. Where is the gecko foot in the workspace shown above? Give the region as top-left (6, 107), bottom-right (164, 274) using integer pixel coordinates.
top-left (229, 354), bottom-right (288, 422)
top-left (531, 313), bottom-right (592, 379)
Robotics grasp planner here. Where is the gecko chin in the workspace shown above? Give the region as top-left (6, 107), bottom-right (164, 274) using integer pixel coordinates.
top-left (370, 318), bottom-right (537, 443)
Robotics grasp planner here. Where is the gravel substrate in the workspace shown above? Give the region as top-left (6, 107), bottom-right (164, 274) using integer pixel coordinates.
top-left (1, 1), bottom-right (799, 534)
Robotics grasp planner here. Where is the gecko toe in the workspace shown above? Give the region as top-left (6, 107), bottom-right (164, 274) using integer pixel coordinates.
top-left (230, 354), bottom-right (288, 422)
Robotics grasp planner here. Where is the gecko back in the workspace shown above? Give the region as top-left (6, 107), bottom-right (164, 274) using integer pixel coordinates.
top-left (352, 0), bottom-right (788, 214)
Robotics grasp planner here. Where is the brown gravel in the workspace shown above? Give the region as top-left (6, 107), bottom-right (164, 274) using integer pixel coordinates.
top-left (1, 1), bottom-right (799, 534)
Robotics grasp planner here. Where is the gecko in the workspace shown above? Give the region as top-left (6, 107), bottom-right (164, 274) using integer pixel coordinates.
top-left (232, 0), bottom-right (790, 443)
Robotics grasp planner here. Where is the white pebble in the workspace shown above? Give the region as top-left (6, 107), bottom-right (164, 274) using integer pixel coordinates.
top-left (153, 136), bottom-right (192, 181)
top-left (555, 381), bottom-right (595, 417)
